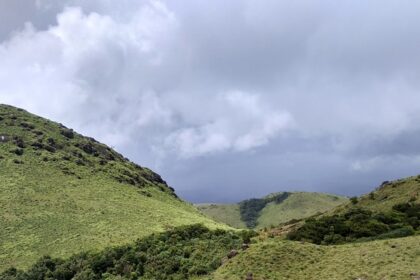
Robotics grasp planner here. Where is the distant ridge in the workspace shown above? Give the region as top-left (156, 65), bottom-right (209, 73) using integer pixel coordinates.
top-left (196, 191), bottom-right (347, 229)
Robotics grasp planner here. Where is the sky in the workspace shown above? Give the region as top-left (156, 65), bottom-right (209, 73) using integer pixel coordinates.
top-left (1, 0), bottom-right (420, 202)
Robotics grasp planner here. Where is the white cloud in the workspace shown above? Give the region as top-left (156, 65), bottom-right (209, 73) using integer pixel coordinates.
top-left (0, 2), bottom-right (178, 148)
top-left (0, 1), bottom-right (292, 162)
top-left (163, 91), bottom-right (293, 158)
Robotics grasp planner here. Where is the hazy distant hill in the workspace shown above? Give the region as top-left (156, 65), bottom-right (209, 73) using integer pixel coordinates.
top-left (196, 192), bottom-right (347, 229)
top-left (0, 104), bottom-right (226, 270)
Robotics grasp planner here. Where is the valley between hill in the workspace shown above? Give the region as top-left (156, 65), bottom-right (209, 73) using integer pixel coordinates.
top-left (196, 192), bottom-right (347, 229)
top-left (0, 104), bottom-right (419, 279)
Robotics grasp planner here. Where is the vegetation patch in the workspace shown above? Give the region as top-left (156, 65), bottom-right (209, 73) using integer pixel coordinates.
top-left (239, 193), bottom-right (290, 228)
top-left (208, 235), bottom-right (420, 280)
top-left (287, 202), bottom-right (419, 244)
top-left (198, 192), bottom-right (347, 229)
top-left (0, 224), bottom-right (251, 280)
top-left (196, 204), bottom-right (246, 229)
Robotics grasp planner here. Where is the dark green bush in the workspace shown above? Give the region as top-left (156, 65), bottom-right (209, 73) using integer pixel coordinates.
top-left (11, 148), bottom-right (24, 156)
top-left (350, 197), bottom-right (358, 205)
top-left (60, 129), bottom-right (74, 139)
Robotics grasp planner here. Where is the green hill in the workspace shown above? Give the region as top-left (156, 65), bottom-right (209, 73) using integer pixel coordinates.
top-left (196, 192), bottom-right (347, 229)
top-left (339, 176), bottom-right (420, 213)
top-left (205, 176), bottom-right (420, 280)
top-left (195, 204), bottom-right (246, 229)
top-left (207, 235), bottom-right (420, 280)
top-left (287, 176), bottom-right (420, 245)
top-left (0, 104), bottom-right (226, 270)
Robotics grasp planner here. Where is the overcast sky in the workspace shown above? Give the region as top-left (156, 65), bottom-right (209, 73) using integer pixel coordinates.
top-left (1, 0), bottom-right (420, 202)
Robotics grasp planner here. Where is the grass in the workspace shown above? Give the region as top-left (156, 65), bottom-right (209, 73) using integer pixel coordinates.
top-left (205, 235), bottom-right (420, 280)
top-left (196, 192), bottom-right (347, 229)
top-left (203, 178), bottom-right (419, 279)
top-left (1, 224), bottom-right (246, 280)
top-left (0, 104), bottom-right (228, 271)
top-left (195, 204), bottom-right (246, 229)
top-left (355, 178), bottom-right (420, 211)
top-left (331, 177), bottom-right (420, 216)
top-left (256, 192), bottom-right (347, 229)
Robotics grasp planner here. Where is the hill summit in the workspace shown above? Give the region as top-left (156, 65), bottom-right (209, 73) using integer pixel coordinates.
top-left (0, 104), bottom-right (225, 270)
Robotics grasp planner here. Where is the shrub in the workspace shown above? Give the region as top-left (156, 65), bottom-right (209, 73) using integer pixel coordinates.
top-left (14, 137), bottom-right (25, 148)
top-left (60, 129), bottom-right (74, 139)
top-left (350, 197), bottom-right (358, 205)
top-left (11, 148), bottom-right (24, 156)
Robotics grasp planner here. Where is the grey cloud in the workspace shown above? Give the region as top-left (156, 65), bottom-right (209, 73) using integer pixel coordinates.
top-left (1, 0), bottom-right (420, 202)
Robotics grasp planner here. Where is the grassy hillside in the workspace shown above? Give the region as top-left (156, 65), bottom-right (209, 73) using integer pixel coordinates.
top-left (286, 176), bottom-right (420, 245)
top-left (348, 177), bottom-right (419, 212)
top-left (207, 235), bottom-right (420, 280)
top-left (195, 204), bottom-right (246, 229)
top-left (206, 176), bottom-right (419, 279)
top-left (257, 192), bottom-right (347, 229)
top-left (0, 224), bottom-right (249, 280)
top-left (197, 192), bottom-right (347, 229)
top-left (0, 104), bottom-right (227, 270)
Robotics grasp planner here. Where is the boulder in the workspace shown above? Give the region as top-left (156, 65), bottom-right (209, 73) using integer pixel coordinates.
top-left (245, 272), bottom-right (253, 280)
top-left (227, 249), bottom-right (238, 259)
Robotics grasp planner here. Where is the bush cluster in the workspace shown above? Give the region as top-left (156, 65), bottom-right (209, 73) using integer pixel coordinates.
top-left (0, 224), bottom-right (246, 280)
top-left (287, 202), bottom-right (419, 245)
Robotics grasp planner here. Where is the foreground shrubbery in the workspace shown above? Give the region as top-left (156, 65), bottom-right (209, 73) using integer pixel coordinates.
top-left (0, 224), bottom-right (251, 280)
top-left (288, 202), bottom-right (419, 244)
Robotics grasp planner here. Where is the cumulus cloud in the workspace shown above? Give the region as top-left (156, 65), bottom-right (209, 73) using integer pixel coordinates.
top-left (0, 2), bottom-right (178, 148)
top-left (0, 1), bottom-right (292, 158)
top-left (163, 91), bottom-right (293, 158)
top-left (1, 0), bottom-right (420, 201)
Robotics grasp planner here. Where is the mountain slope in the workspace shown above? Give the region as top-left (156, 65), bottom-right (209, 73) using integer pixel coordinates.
top-left (340, 176), bottom-right (420, 213)
top-left (207, 235), bottom-right (420, 280)
top-left (195, 204), bottom-right (246, 229)
top-left (0, 224), bottom-right (248, 280)
top-left (286, 176), bottom-right (420, 245)
top-left (0, 104), bottom-right (227, 270)
top-left (205, 175), bottom-right (420, 280)
top-left (197, 192), bottom-right (347, 229)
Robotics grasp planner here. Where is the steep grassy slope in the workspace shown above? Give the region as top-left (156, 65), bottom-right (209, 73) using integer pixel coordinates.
top-left (0, 104), bottom-right (226, 270)
top-left (197, 192), bottom-right (347, 229)
top-left (206, 235), bottom-right (420, 280)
